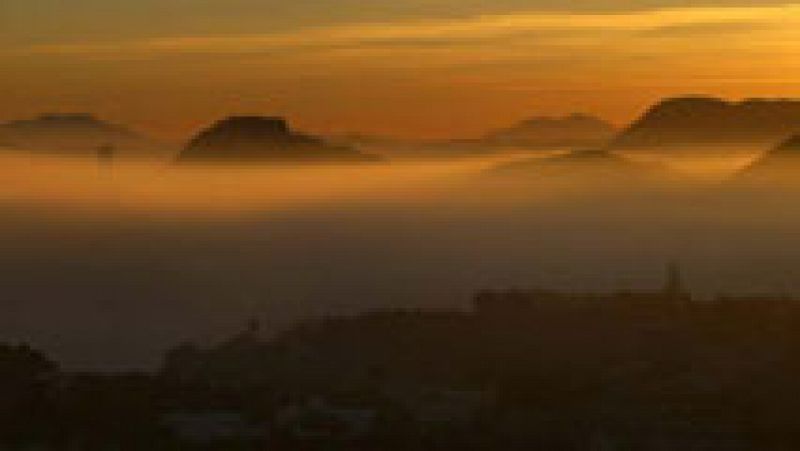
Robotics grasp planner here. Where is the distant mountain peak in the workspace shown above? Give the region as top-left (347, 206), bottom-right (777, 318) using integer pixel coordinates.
top-left (484, 113), bottom-right (616, 148)
top-left (487, 148), bottom-right (666, 183)
top-left (37, 113), bottom-right (101, 122)
top-left (0, 113), bottom-right (168, 158)
top-left (177, 115), bottom-right (379, 163)
top-left (4, 113), bottom-right (118, 130)
top-left (207, 116), bottom-right (290, 135)
top-left (611, 96), bottom-right (800, 150)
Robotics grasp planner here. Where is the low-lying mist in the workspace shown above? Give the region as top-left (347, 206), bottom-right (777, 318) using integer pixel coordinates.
top-left (2, 147), bottom-right (800, 369)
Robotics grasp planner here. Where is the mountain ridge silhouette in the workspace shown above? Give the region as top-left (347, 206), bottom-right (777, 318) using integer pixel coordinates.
top-left (738, 134), bottom-right (800, 182)
top-left (177, 116), bottom-right (380, 163)
top-left (0, 113), bottom-right (168, 158)
top-left (610, 96), bottom-right (800, 151)
top-left (483, 113), bottom-right (616, 148)
top-left (487, 148), bottom-right (669, 185)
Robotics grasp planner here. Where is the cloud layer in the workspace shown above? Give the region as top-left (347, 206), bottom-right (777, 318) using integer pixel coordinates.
top-left (16, 5), bottom-right (800, 59)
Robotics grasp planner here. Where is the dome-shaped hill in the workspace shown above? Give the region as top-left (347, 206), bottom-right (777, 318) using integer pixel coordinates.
top-left (483, 113), bottom-right (616, 148)
top-left (0, 113), bottom-right (167, 158)
top-left (177, 116), bottom-right (380, 164)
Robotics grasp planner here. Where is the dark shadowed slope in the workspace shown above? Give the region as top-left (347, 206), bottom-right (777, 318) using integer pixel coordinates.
top-left (177, 116), bottom-right (380, 164)
top-left (330, 114), bottom-right (616, 161)
top-left (487, 149), bottom-right (668, 184)
top-left (484, 113), bottom-right (617, 149)
top-left (330, 134), bottom-right (497, 160)
top-left (610, 97), bottom-right (800, 151)
top-left (0, 114), bottom-right (169, 159)
top-left (738, 135), bottom-right (800, 184)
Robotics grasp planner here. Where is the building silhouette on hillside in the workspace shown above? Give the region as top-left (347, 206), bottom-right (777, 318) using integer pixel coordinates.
top-left (474, 263), bottom-right (692, 315)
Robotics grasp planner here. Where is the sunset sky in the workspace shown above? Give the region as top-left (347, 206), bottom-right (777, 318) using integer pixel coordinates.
top-left (3, 0), bottom-right (800, 141)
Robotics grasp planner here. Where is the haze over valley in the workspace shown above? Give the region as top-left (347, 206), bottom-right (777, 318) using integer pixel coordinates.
top-left (2, 95), bottom-right (800, 369)
top-left (8, 3), bottom-right (800, 447)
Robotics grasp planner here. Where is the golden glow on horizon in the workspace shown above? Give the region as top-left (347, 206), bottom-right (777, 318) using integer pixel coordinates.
top-left (2, 4), bottom-right (800, 140)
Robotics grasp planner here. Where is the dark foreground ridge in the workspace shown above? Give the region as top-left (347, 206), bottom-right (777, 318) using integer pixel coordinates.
top-left (177, 116), bottom-right (380, 163)
top-left (4, 267), bottom-right (800, 449)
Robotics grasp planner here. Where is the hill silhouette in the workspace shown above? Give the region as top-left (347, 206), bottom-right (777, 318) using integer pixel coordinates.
top-left (177, 116), bottom-right (380, 163)
top-left (331, 114), bottom-right (616, 160)
top-left (610, 97), bottom-right (800, 151)
top-left (738, 135), bottom-right (800, 182)
top-left (484, 113), bottom-right (616, 148)
top-left (0, 114), bottom-right (167, 158)
top-left (488, 149), bottom-right (666, 184)
top-left (759, 134), bottom-right (800, 158)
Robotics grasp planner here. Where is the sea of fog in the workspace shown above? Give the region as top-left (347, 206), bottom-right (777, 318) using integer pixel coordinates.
top-left (1, 149), bottom-right (799, 369)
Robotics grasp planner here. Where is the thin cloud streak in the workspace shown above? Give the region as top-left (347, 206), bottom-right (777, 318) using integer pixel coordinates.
top-left (18, 5), bottom-right (800, 57)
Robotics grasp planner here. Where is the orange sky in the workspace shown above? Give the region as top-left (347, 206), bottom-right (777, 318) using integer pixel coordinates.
top-left (2, 2), bottom-right (800, 141)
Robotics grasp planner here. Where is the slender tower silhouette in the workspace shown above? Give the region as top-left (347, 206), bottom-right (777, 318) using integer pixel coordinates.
top-left (246, 316), bottom-right (261, 336)
top-left (663, 261), bottom-right (689, 302)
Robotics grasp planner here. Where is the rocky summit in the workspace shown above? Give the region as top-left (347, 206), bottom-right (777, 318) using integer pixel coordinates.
top-left (177, 116), bottom-right (379, 163)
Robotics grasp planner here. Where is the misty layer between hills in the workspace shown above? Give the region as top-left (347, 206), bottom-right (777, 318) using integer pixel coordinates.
top-left (1, 146), bottom-right (800, 370)
top-left (2, 95), bottom-right (800, 369)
